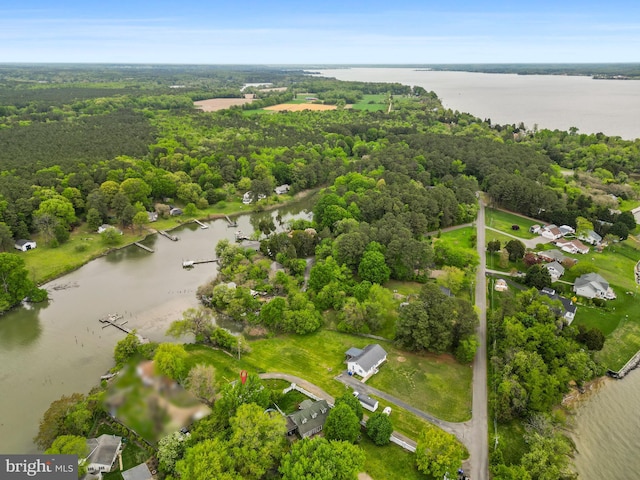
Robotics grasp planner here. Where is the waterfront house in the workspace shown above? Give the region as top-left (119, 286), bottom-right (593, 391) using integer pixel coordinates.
top-left (242, 191), bottom-right (253, 204)
top-left (286, 399), bottom-right (330, 438)
top-left (85, 434), bottom-right (122, 474)
top-left (274, 184), bottom-right (291, 195)
top-left (346, 344), bottom-right (387, 379)
top-left (14, 239), bottom-right (36, 251)
top-left (169, 207), bottom-right (183, 216)
top-left (573, 273), bottom-right (616, 300)
top-left (98, 224), bottom-right (122, 235)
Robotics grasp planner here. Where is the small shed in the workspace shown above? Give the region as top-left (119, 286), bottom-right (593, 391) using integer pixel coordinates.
top-left (14, 239), bottom-right (36, 251)
top-left (355, 393), bottom-right (379, 412)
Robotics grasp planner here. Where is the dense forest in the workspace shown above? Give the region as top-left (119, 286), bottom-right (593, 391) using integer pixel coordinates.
top-left (4, 64), bottom-right (640, 479)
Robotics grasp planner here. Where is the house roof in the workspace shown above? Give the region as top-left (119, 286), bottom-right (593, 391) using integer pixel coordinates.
top-left (570, 239), bottom-right (589, 251)
top-left (121, 463), bottom-right (153, 480)
top-left (345, 347), bottom-right (363, 358)
top-left (537, 249), bottom-right (567, 262)
top-left (575, 272), bottom-right (609, 290)
top-left (14, 239), bottom-right (33, 247)
top-left (288, 399), bottom-right (329, 437)
top-left (539, 288), bottom-right (577, 316)
top-left (585, 230), bottom-right (602, 242)
top-left (544, 261), bottom-right (565, 275)
top-left (347, 344), bottom-right (387, 373)
top-left (357, 393), bottom-right (378, 408)
top-left (86, 434), bottom-right (121, 467)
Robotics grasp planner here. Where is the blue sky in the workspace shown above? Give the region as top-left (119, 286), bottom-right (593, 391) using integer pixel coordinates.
top-left (1, 1), bottom-right (639, 63)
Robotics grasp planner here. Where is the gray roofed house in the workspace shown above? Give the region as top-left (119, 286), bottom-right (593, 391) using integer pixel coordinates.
top-left (14, 239), bottom-right (36, 251)
top-left (539, 287), bottom-right (578, 324)
top-left (355, 392), bottom-right (379, 412)
top-left (85, 434), bottom-right (122, 474)
top-left (346, 344), bottom-right (387, 380)
top-left (121, 463), bottom-right (153, 480)
top-left (287, 399), bottom-right (330, 438)
top-left (573, 273), bottom-right (616, 300)
top-left (543, 261), bottom-right (565, 280)
top-left (579, 229), bottom-right (603, 246)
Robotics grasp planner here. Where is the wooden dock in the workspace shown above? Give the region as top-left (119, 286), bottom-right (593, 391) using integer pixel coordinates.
top-left (225, 215), bottom-right (238, 228)
top-left (183, 259), bottom-right (218, 268)
top-left (193, 219), bottom-right (209, 229)
top-left (98, 314), bottom-right (149, 343)
top-left (159, 230), bottom-right (179, 241)
top-left (134, 242), bottom-right (154, 253)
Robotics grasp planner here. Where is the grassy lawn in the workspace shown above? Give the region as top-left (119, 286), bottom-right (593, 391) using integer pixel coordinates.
top-left (360, 435), bottom-right (428, 480)
top-left (352, 94), bottom-right (388, 112)
top-left (492, 421), bottom-right (527, 467)
top-left (184, 329), bottom-right (472, 422)
top-left (384, 280), bottom-right (425, 296)
top-left (367, 352), bottom-right (472, 422)
top-left (485, 208), bottom-right (539, 239)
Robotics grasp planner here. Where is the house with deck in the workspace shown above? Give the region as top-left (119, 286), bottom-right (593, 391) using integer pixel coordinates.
top-left (573, 273), bottom-right (616, 300)
top-left (345, 344), bottom-right (387, 379)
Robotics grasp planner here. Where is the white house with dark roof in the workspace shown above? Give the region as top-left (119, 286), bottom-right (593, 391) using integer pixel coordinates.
top-left (346, 344), bottom-right (387, 379)
top-left (539, 287), bottom-right (578, 324)
top-left (579, 229), bottom-right (602, 246)
top-left (573, 273), bottom-right (616, 300)
top-left (541, 225), bottom-right (563, 240)
top-left (354, 392), bottom-right (379, 412)
top-left (558, 225), bottom-right (576, 236)
top-left (543, 261), bottom-right (565, 281)
top-left (14, 239), bottom-right (36, 251)
top-left (274, 184), bottom-right (290, 195)
top-left (85, 434), bottom-right (122, 474)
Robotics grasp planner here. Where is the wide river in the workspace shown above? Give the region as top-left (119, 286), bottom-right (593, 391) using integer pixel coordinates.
top-left (318, 67), bottom-right (640, 140)
top-left (319, 68), bottom-right (638, 480)
top-left (0, 200), bottom-right (312, 454)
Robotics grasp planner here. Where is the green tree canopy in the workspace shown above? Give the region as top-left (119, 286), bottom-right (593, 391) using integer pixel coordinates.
top-left (366, 412), bottom-right (393, 446)
top-left (324, 403), bottom-right (361, 443)
top-left (153, 343), bottom-right (189, 381)
top-left (279, 438), bottom-right (365, 480)
top-left (415, 424), bottom-right (466, 479)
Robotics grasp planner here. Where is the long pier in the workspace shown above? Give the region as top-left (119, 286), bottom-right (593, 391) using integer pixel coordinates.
top-left (134, 242), bottom-right (154, 253)
top-left (182, 259), bottom-right (218, 268)
top-left (225, 215), bottom-right (238, 228)
top-left (158, 230), bottom-right (179, 241)
top-left (98, 314), bottom-right (149, 343)
top-left (193, 219), bottom-right (209, 229)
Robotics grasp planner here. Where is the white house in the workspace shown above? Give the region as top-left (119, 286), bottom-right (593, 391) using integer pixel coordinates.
top-left (541, 225), bottom-right (563, 240)
top-left (346, 344), bottom-right (387, 379)
top-left (543, 261), bottom-right (565, 280)
top-left (14, 239), bottom-right (36, 251)
top-left (558, 225), bottom-right (576, 236)
top-left (354, 392), bottom-right (379, 412)
top-left (579, 230), bottom-right (602, 246)
top-left (242, 191), bottom-right (253, 204)
top-left (98, 224), bottom-right (122, 235)
top-left (494, 278), bottom-right (509, 291)
top-left (274, 184), bottom-right (291, 195)
top-left (529, 224), bottom-right (541, 234)
top-left (539, 287), bottom-right (578, 324)
top-left (573, 273), bottom-right (616, 300)
top-left (85, 434), bottom-right (122, 474)
top-left (555, 238), bottom-right (590, 255)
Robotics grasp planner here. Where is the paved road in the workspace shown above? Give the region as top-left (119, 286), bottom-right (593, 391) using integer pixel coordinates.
top-left (471, 198), bottom-right (489, 480)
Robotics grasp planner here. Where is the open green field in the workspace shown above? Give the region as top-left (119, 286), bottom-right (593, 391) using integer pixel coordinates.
top-left (360, 435), bottom-right (428, 480)
top-left (184, 329), bottom-right (472, 423)
top-left (486, 208), bottom-right (539, 239)
top-left (437, 226), bottom-right (477, 253)
top-left (351, 94), bottom-right (388, 112)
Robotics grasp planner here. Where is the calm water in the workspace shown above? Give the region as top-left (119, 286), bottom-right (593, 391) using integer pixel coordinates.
top-left (319, 67), bottom-right (640, 479)
top-left (0, 201), bottom-right (312, 454)
top-left (318, 68), bottom-right (640, 140)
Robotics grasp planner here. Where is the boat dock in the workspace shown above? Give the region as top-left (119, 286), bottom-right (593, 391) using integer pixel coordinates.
top-left (134, 242), bottom-right (154, 253)
top-left (182, 259), bottom-right (218, 268)
top-left (193, 219), bottom-right (209, 229)
top-left (235, 230), bottom-right (249, 242)
top-left (159, 230), bottom-right (179, 241)
top-left (225, 215), bottom-right (238, 228)
top-left (98, 313), bottom-right (149, 343)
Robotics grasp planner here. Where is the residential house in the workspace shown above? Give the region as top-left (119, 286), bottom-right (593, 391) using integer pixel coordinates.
top-left (541, 225), bottom-right (563, 240)
top-left (147, 211), bottom-right (158, 222)
top-left (274, 184), bottom-right (291, 195)
top-left (98, 224), bottom-right (122, 235)
top-left (539, 287), bottom-right (578, 324)
top-left (14, 239), bottom-right (36, 251)
top-left (345, 344), bottom-right (387, 379)
top-left (543, 261), bottom-right (565, 280)
top-left (530, 224), bottom-right (541, 234)
top-left (85, 434), bottom-right (122, 474)
top-left (169, 207), bottom-right (183, 216)
top-left (354, 392), bottom-right (379, 412)
top-left (579, 229), bottom-right (602, 246)
top-left (121, 463), bottom-right (153, 480)
top-left (286, 399), bottom-right (330, 438)
top-left (573, 273), bottom-right (616, 300)
top-left (558, 225), bottom-right (576, 236)
top-left (537, 249), bottom-right (574, 265)
top-left (555, 238), bottom-right (590, 255)
top-left (494, 278), bottom-right (509, 291)
top-left (242, 191), bottom-right (253, 204)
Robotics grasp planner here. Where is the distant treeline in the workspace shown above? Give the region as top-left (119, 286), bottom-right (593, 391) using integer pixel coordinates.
top-left (423, 63), bottom-right (640, 79)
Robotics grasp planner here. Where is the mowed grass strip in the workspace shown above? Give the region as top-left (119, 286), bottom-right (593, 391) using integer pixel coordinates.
top-left (485, 208), bottom-right (539, 239)
top-left (359, 435), bottom-right (424, 480)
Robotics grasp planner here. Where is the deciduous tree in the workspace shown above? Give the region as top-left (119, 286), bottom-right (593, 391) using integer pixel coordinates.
top-left (279, 438), bottom-right (365, 480)
top-left (366, 412), bottom-right (393, 446)
top-left (415, 424), bottom-right (466, 479)
top-left (324, 403), bottom-right (361, 443)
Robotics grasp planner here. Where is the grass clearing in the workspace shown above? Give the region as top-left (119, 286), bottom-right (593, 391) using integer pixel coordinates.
top-left (352, 94), bottom-right (388, 112)
top-left (360, 435), bottom-right (425, 480)
top-left (485, 208), bottom-right (539, 239)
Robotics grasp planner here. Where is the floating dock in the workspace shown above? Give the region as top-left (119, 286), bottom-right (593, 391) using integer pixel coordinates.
top-left (134, 242), bottom-right (154, 253)
top-left (159, 230), bottom-right (179, 241)
top-left (193, 219), bottom-right (209, 229)
top-left (225, 215), bottom-right (238, 228)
